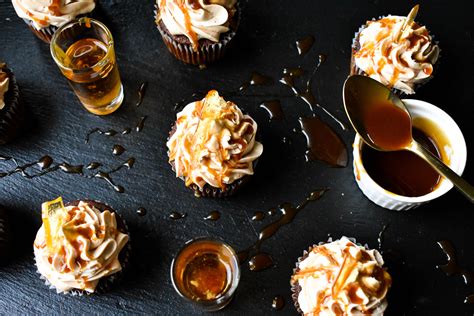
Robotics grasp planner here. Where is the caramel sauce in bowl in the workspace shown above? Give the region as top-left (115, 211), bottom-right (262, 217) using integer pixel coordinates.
top-left (353, 99), bottom-right (467, 210)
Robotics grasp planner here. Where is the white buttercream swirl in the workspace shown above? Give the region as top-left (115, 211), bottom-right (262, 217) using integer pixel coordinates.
top-left (354, 16), bottom-right (439, 94)
top-left (12, 0), bottom-right (95, 30)
top-left (167, 90), bottom-right (263, 190)
top-left (158, 0), bottom-right (236, 49)
top-left (33, 201), bottom-right (129, 293)
top-left (291, 237), bottom-right (392, 315)
top-left (0, 71), bottom-right (9, 110)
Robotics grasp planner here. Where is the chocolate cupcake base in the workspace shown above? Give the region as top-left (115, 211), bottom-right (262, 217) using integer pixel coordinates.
top-left (36, 200), bottom-right (131, 296)
top-left (154, 5), bottom-right (240, 66)
top-left (0, 65), bottom-right (24, 145)
top-left (26, 22), bottom-right (57, 43)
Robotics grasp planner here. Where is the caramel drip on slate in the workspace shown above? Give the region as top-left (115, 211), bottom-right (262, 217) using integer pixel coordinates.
top-left (280, 54), bottom-right (347, 130)
top-left (272, 295), bottom-right (285, 310)
top-left (296, 35), bottom-right (315, 56)
top-left (112, 145), bottom-right (125, 156)
top-left (136, 82), bottom-right (148, 107)
top-left (436, 240), bottom-right (472, 285)
top-left (239, 72), bottom-right (274, 91)
top-left (260, 100), bottom-right (284, 121)
top-left (0, 155), bottom-right (134, 193)
top-left (85, 116), bottom-right (147, 143)
top-left (136, 207), bottom-right (147, 216)
top-left (299, 116), bottom-right (348, 167)
top-left (170, 212), bottom-right (187, 220)
top-left (252, 211), bottom-right (265, 221)
top-left (204, 211), bottom-right (221, 221)
top-left (238, 189), bottom-right (328, 271)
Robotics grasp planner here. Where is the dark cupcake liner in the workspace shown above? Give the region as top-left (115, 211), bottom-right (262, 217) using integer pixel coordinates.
top-left (0, 65), bottom-right (24, 145)
top-left (25, 20), bottom-right (57, 43)
top-left (350, 17), bottom-right (440, 96)
top-left (36, 200), bottom-right (131, 295)
top-left (154, 4), bottom-right (240, 66)
top-left (290, 237), bottom-right (370, 314)
top-left (0, 205), bottom-right (10, 262)
top-left (168, 122), bottom-right (256, 198)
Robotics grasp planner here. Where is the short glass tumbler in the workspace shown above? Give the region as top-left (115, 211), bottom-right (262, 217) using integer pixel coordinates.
top-left (50, 17), bottom-right (124, 115)
top-left (171, 237), bottom-right (241, 312)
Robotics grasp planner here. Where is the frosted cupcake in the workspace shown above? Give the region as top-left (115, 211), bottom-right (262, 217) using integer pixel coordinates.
top-left (12, 0), bottom-right (96, 43)
top-left (155, 0), bottom-right (240, 66)
top-left (167, 90), bottom-right (263, 197)
top-left (351, 13), bottom-right (440, 94)
top-left (0, 62), bottom-right (23, 145)
top-left (34, 198), bottom-right (130, 295)
top-left (290, 237), bottom-right (392, 315)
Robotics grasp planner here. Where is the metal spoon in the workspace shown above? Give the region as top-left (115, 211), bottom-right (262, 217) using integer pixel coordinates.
top-left (343, 75), bottom-right (474, 202)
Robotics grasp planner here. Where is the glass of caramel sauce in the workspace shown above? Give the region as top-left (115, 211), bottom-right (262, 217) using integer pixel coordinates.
top-left (50, 18), bottom-right (123, 115)
top-left (171, 238), bottom-right (240, 311)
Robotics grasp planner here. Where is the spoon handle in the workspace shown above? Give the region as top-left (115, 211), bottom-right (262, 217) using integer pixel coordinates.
top-left (410, 141), bottom-right (474, 203)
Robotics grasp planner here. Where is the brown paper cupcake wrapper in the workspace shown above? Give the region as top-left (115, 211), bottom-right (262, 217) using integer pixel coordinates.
top-left (154, 5), bottom-right (239, 66)
top-left (350, 17), bottom-right (440, 96)
top-left (290, 236), bottom-right (387, 315)
top-left (35, 200), bottom-right (131, 295)
top-left (167, 123), bottom-right (257, 198)
top-left (0, 66), bottom-right (24, 145)
top-left (24, 20), bottom-right (58, 43)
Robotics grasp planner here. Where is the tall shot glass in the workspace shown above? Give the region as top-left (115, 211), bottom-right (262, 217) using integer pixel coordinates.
top-left (50, 17), bottom-right (124, 115)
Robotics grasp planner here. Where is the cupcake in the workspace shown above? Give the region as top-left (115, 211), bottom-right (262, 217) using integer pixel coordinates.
top-left (33, 198), bottom-right (130, 295)
top-left (167, 90), bottom-right (263, 197)
top-left (0, 205), bottom-right (10, 262)
top-left (290, 237), bottom-right (392, 315)
top-left (11, 0), bottom-right (96, 43)
top-left (155, 0), bottom-right (240, 66)
top-left (351, 13), bottom-right (440, 95)
top-left (0, 62), bottom-right (23, 145)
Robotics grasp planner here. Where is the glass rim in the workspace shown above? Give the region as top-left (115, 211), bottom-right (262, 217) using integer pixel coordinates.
top-left (170, 237), bottom-right (241, 307)
top-left (50, 17), bottom-right (114, 73)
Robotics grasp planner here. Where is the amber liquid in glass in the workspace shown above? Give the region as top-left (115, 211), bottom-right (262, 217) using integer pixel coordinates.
top-left (63, 38), bottom-right (122, 115)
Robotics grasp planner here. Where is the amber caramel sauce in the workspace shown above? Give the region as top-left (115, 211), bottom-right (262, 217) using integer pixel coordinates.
top-left (174, 241), bottom-right (236, 301)
top-left (362, 124), bottom-right (443, 197)
top-left (63, 38), bottom-right (122, 114)
top-left (364, 101), bottom-right (412, 151)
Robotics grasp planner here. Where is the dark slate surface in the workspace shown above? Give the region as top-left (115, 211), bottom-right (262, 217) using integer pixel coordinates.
top-left (1, 0), bottom-right (473, 314)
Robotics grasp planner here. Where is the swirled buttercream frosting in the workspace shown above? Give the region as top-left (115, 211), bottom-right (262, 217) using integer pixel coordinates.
top-left (354, 16), bottom-right (439, 94)
top-left (167, 90), bottom-right (263, 191)
top-left (157, 0), bottom-right (237, 50)
top-left (34, 200), bottom-right (129, 293)
top-left (12, 0), bottom-right (95, 30)
top-left (291, 237), bottom-right (392, 315)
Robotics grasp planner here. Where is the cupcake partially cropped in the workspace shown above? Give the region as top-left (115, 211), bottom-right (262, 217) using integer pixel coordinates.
top-left (167, 90), bottom-right (263, 197)
top-left (34, 198), bottom-right (130, 295)
top-left (155, 0), bottom-right (240, 66)
top-left (351, 13), bottom-right (440, 95)
top-left (291, 237), bottom-right (392, 315)
top-left (12, 0), bottom-right (96, 43)
top-left (0, 63), bottom-right (23, 145)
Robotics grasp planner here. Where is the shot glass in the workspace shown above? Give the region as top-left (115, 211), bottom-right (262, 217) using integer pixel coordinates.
top-left (50, 17), bottom-right (124, 115)
top-left (171, 237), bottom-right (241, 312)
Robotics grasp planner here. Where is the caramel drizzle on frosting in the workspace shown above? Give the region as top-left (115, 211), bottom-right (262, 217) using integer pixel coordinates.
top-left (176, 0), bottom-right (199, 51)
top-left (48, 0), bottom-right (62, 16)
top-left (355, 17), bottom-right (434, 89)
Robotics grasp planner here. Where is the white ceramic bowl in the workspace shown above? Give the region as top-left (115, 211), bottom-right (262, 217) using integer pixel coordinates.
top-left (353, 99), bottom-right (467, 210)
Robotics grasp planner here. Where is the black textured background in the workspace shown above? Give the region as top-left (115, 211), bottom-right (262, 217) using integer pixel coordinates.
top-left (1, 0), bottom-right (474, 314)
